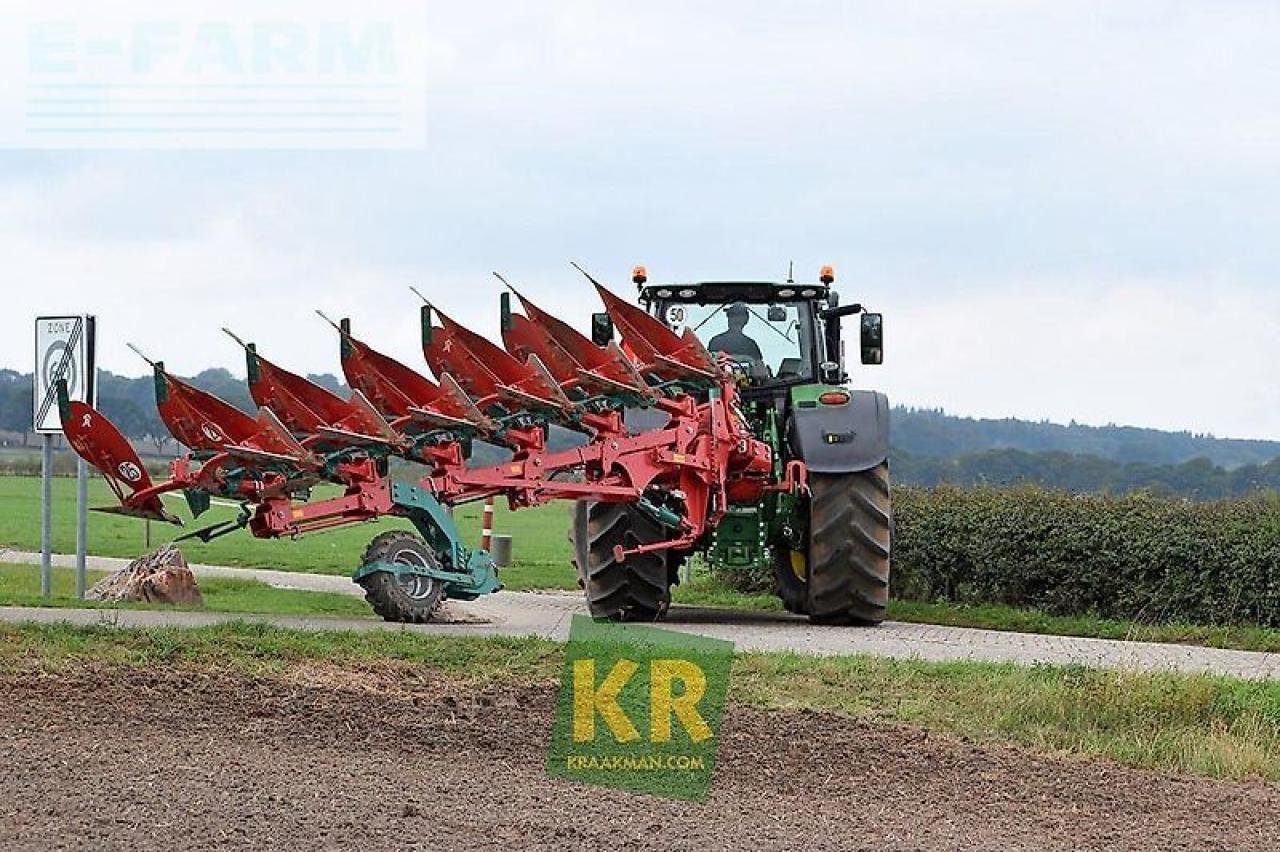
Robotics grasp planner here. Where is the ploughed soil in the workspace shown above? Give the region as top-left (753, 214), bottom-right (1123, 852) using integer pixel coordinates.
top-left (2, 665), bottom-right (1278, 852)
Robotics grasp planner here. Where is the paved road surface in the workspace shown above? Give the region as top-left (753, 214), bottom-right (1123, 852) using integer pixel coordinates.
top-left (4, 548), bottom-right (1279, 680)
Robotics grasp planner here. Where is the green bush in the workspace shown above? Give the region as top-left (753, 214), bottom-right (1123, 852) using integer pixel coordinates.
top-left (892, 486), bottom-right (1280, 626)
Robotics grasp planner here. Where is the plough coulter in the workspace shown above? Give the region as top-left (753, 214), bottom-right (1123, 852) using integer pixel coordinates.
top-left (61, 266), bottom-right (892, 624)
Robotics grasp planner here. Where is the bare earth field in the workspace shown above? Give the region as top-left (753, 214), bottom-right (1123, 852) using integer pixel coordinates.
top-left (2, 665), bottom-right (1278, 851)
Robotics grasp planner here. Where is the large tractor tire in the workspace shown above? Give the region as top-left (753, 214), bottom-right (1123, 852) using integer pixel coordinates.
top-left (570, 501), bottom-right (673, 621)
top-left (357, 530), bottom-right (445, 623)
top-left (570, 500), bottom-right (590, 589)
top-left (805, 462), bottom-right (892, 625)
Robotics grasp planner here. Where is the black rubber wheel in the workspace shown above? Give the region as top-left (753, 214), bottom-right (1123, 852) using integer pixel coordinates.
top-left (773, 545), bottom-right (809, 615)
top-left (570, 501), bottom-right (590, 589)
top-left (805, 462), bottom-right (892, 625)
top-left (570, 501), bottom-right (672, 621)
top-left (357, 530), bottom-right (445, 623)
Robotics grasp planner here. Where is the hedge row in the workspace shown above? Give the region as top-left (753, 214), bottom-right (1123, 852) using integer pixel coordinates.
top-left (892, 486), bottom-right (1280, 627)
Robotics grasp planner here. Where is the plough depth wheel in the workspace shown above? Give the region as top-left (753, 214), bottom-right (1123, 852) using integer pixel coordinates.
top-left (357, 531), bottom-right (445, 623)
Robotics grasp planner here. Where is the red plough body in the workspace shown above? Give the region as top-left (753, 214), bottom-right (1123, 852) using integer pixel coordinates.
top-left (60, 275), bottom-right (805, 570)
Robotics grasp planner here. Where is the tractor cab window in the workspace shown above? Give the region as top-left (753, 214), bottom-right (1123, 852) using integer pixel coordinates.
top-left (662, 301), bottom-right (814, 384)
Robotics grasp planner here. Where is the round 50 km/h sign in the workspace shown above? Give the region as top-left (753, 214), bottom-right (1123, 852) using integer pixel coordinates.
top-left (33, 315), bottom-right (96, 434)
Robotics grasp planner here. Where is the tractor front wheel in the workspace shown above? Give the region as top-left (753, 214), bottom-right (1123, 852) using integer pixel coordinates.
top-left (570, 502), bottom-right (673, 622)
top-left (357, 530), bottom-right (445, 623)
top-left (805, 463), bottom-right (892, 625)
top-left (773, 545), bottom-right (809, 615)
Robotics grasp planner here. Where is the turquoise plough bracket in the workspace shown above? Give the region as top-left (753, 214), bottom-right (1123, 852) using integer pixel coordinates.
top-left (350, 479), bottom-right (502, 601)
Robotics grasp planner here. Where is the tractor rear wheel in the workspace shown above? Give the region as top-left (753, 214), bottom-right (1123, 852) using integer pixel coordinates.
top-left (357, 530), bottom-right (445, 623)
top-left (570, 502), bottom-right (672, 621)
top-left (805, 463), bottom-right (891, 625)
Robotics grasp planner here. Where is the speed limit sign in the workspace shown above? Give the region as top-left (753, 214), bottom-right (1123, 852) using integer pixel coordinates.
top-left (33, 315), bottom-right (96, 434)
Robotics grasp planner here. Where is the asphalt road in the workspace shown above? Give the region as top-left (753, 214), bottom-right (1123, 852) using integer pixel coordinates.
top-left (4, 549), bottom-right (1279, 679)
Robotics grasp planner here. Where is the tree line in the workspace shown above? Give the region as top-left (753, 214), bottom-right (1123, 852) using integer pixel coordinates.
top-left (893, 448), bottom-right (1280, 501)
top-left (2, 368), bottom-right (1278, 499)
top-left (893, 405), bottom-right (1280, 468)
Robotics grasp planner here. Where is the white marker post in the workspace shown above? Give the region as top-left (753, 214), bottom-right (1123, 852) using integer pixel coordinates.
top-left (33, 315), bottom-right (96, 599)
top-left (481, 496), bottom-right (495, 552)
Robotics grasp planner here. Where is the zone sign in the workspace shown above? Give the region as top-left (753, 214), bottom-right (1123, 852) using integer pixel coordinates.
top-left (33, 315), bottom-right (96, 434)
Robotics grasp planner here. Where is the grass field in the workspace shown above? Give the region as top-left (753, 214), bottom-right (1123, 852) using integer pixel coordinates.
top-left (0, 563), bottom-right (372, 618)
top-left (3, 620), bottom-right (1279, 783)
top-left (8, 475), bottom-right (1280, 653)
top-left (0, 475), bottom-right (579, 590)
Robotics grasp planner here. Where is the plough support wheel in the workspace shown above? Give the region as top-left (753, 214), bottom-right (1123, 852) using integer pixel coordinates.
top-left (357, 531), bottom-right (445, 623)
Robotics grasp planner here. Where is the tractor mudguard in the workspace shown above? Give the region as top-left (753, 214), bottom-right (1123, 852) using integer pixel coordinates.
top-left (788, 388), bottom-right (890, 475)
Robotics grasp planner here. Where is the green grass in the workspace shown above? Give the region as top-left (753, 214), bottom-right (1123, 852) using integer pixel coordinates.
top-left (0, 474), bottom-right (579, 590)
top-left (0, 621), bottom-right (562, 681)
top-left (732, 652), bottom-right (1280, 783)
top-left (2, 621), bottom-right (1278, 783)
top-left (8, 474), bottom-right (1280, 654)
top-left (0, 563), bottom-right (372, 618)
top-left (674, 577), bottom-right (784, 611)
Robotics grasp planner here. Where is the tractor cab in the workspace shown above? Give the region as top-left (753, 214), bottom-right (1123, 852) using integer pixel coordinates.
top-left (627, 266), bottom-right (882, 394)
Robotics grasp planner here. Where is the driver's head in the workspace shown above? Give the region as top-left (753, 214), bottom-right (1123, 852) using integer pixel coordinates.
top-left (726, 302), bottom-right (749, 331)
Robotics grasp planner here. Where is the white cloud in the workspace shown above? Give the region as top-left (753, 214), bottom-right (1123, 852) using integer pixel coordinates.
top-left (4, 1), bottom-right (1280, 441)
top-left (880, 278), bottom-right (1280, 439)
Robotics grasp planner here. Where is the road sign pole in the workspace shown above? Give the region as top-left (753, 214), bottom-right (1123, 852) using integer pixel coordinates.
top-left (40, 434), bottom-right (52, 598)
top-left (75, 456), bottom-right (88, 598)
top-left (34, 313), bottom-right (96, 599)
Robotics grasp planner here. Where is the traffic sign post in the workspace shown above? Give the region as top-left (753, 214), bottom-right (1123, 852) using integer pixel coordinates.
top-left (41, 437), bottom-right (51, 596)
top-left (33, 315), bottom-right (96, 599)
top-left (76, 456), bottom-right (88, 598)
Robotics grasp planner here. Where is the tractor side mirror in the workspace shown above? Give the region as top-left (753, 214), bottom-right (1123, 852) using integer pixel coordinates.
top-left (860, 313), bottom-right (883, 365)
top-left (591, 312), bottom-right (614, 346)
top-left (767, 305), bottom-right (787, 322)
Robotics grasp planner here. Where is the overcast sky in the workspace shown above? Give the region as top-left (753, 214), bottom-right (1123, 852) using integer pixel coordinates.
top-left (4, 2), bottom-right (1280, 439)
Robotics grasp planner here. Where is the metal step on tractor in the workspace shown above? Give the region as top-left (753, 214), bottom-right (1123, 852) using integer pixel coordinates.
top-left (59, 264), bottom-right (890, 625)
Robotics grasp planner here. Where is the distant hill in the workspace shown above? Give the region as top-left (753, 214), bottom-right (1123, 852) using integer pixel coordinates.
top-left (0, 368), bottom-right (349, 452)
top-left (893, 406), bottom-right (1280, 469)
top-left (893, 448), bottom-right (1280, 500)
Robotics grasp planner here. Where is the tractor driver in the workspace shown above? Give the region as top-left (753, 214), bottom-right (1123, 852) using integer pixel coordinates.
top-left (707, 303), bottom-right (763, 363)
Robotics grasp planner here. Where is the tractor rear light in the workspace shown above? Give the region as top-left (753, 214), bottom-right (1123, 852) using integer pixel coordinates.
top-left (679, 288), bottom-right (697, 298)
top-left (818, 390), bottom-right (850, 406)
top-left (800, 288), bottom-right (817, 298)
top-left (777, 288), bottom-right (795, 298)
top-left (656, 288), bottom-right (673, 298)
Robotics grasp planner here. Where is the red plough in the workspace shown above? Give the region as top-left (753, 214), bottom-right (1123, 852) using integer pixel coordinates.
top-left (59, 271), bottom-right (807, 620)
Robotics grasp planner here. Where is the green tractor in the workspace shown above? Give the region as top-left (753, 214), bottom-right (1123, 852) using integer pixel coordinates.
top-left (572, 265), bottom-right (890, 625)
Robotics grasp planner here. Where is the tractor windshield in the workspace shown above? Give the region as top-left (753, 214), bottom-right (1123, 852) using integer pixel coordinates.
top-left (661, 300), bottom-right (815, 383)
